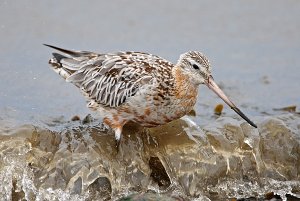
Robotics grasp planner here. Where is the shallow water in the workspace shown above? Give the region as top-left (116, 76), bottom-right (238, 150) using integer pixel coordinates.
top-left (0, 0), bottom-right (300, 200)
top-left (0, 114), bottom-right (300, 200)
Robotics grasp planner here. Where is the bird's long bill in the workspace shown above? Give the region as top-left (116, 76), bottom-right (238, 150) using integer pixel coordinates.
top-left (205, 76), bottom-right (257, 128)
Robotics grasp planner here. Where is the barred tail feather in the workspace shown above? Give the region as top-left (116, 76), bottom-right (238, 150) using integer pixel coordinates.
top-left (45, 44), bottom-right (88, 80)
top-left (48, 53), bottom-right (72, 79)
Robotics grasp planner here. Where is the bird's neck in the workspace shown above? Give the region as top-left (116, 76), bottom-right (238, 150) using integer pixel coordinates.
top-left (172, 66), bottom-right (199, 101)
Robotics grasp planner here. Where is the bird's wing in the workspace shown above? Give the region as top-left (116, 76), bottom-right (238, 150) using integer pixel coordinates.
top-left (46, 45), bottom-right (173, 108)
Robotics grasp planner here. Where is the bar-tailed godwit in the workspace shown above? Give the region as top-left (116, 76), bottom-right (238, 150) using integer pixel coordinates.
top-left (45, 44), bottom-right (257, 144)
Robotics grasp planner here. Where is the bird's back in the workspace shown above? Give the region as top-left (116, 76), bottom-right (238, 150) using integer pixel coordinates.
top-left (46, 45), bottom-right (176, 109)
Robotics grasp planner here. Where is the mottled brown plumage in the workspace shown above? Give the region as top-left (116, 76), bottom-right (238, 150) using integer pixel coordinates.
top-left (45, 44), bottom-right (257, 143)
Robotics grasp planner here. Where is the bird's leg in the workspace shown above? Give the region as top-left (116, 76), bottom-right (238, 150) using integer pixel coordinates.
top-left (103, 117), bottom-right (126, 149)
top-left (114, 127), bottom-right (122, 148)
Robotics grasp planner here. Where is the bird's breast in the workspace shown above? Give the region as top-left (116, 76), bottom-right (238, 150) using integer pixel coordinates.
top-left (172, 67), bottom-right (198, 109)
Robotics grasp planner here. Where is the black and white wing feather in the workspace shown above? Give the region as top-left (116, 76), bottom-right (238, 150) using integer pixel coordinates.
top-left (45, 44), bottom-right (155, 108)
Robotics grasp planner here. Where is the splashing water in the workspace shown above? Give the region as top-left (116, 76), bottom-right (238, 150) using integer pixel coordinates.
top-left (0, 112), bottom-right (299, 200)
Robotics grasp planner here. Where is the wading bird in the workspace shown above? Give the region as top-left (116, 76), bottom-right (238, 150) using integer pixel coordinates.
top-left (45, 44), bottom-right (257, 145)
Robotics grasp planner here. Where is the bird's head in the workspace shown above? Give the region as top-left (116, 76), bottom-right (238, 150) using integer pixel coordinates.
top-left (177, 51), bottom-right (257, 128)
top-left (178, 51), bottom-right (211, 85)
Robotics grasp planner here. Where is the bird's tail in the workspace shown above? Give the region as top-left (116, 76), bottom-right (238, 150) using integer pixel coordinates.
top-left (44, 44), bottom-right (96, 80)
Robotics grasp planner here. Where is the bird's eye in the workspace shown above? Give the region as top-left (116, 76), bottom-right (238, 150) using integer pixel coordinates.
top-left (192, 64), bottom-right (199, 70)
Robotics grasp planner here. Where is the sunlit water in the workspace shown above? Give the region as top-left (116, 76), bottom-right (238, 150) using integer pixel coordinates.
top-left (0, 113), bottom-right (299, 200)
top-left (0, 0), bottom-right (300, 200)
